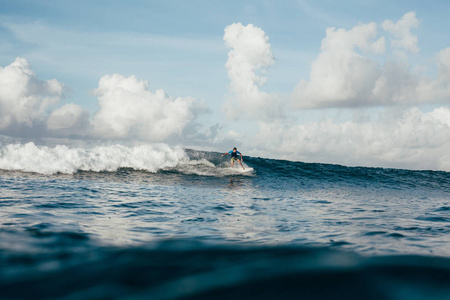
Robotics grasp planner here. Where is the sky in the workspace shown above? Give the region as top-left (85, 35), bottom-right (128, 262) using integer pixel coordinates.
top-left (2, 0), bottom-right (450, 171)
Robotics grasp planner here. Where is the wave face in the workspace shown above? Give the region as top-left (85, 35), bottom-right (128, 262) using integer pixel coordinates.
top-left (2, 141), bottom-right (450, 190)
top-left (244, 154), bottom-right (450, 191)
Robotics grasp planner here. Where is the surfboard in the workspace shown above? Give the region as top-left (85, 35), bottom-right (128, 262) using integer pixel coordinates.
top-left (227, 167), bottom-right (254, 173)
top-left (228, 164), bottom-right (254, 173)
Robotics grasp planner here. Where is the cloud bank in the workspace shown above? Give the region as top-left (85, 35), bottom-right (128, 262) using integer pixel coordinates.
top-left (251, 107), bottom-right (450, 171)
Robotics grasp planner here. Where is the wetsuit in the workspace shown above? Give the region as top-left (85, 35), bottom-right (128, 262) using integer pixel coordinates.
top-left (229, 150), bottom-right (241, 161)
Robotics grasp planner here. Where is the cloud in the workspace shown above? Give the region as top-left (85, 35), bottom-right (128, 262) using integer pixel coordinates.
top-left (427, 47), bottom-right (450, 99)
top-left (292, 12), bottom-right (432, 109)
top-left (222, 23), bottom-right (283, 120)
top-left (0, 58), bottom-right (209, 143)
top-left (250, 107), bottom-right (450, 171)
top-left (3, 15), bottom-right (450, 173)
top-left (221, 12), bottom-right (450, 172)
top-left (409, 47), bottom-right (450, 104)
top-left (219, 12), bottom-right (442, 113)
top-left (47, 103), bottom-right (90, 136)
top-left (0, 57), bottom-right (63, 135)
top-left (91, 74), bottom-right (206, 142)
top-left (382, 11), bottom-right (420, 54)
top-left (293, 21), bottom-right (385, 108)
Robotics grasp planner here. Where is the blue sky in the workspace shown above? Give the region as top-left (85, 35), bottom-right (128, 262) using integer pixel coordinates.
top-left (3, 0), bottom-right (448, 108)
top-left (2, 0), bottom-right (450, 170)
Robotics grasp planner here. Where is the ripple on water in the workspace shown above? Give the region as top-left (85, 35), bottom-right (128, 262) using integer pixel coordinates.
top-left (313, 200), bottom-right (332, 204)
top-left (210, 204), bottom-right (234, 211)
top-left (394, 225), bottom-right (450, 235)
top-left (362, 231), bottom-right (405, 239)
top-left (434, 206), bottom-right (450, 212)
top-left (387, 232), bottom-right (405, 238)
top-left (363, 231), bottom-right (387, 236)
top-left (415, 215), bottom-right (450, 223)
top-left (34, 202), bottom-right (81, 209)
top-left (182, 217), bottom-right (218, 223)
top-left (126, 209), bottom-right (164, 217)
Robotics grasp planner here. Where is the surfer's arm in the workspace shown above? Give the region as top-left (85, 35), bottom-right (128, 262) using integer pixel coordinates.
top-left (221, 152), bottom-right (229, 156)
top-left (240, 153), bottom-right (243, 161)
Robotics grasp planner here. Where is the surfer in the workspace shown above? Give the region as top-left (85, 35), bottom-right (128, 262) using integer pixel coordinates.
top-left (221, 147), bottom-right (245, 170)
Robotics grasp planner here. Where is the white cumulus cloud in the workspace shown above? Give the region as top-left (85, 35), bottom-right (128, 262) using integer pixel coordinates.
top-left (421, 47), bottom-right (450, 101)
top-left (91, 74), bottom-right (206, 141)
top-left (291, 12), bottom-right (436, 109)
top-left (293, 22), bottom-right (385, 108)
top-left (47, 103), bottom-right (90, 136)
top-left (0, 57), bottom-right (64, 135)
top-left (223, 23), bottom-right (283, 120)
top-left (0, 58), bottom-right (208, 143)
top-left (382, 11), bottom-right (420, 54)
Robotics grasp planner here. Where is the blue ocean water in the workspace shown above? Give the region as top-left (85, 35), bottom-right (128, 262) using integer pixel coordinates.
top-left (1, 141), bottom-right (449, 299)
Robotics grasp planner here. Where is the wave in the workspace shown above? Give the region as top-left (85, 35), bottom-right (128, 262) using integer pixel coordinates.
top-left (244, 155), bottom-right (450, 191)
top-left (0, 142), bottom-right (189, 175)
top-left (0, 141), bottom-right (254, 176)
top-left (1, 140), bottom-right (450, 191)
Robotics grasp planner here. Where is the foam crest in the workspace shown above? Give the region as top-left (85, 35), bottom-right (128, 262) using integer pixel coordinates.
top-left (0, 142), bottom-right (188, 175)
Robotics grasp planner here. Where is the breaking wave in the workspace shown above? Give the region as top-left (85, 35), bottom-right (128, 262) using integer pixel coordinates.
top-left (0, 141), bottom-right (253, 176)
top-left (0, 142), bottom-right (189, 175)
top-left (2, 138), bottom-right (449, 188)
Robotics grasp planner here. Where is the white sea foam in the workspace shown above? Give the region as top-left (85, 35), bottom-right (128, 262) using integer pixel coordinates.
top-left (0, 142), bottom-right (188, 175)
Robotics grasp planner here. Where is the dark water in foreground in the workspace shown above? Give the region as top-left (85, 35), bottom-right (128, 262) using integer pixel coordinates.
top-left (1, 143), bottom-right (449, 299)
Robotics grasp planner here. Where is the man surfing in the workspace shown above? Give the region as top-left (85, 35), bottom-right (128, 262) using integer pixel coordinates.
top-left (221, 147), bottom-right (245, 170)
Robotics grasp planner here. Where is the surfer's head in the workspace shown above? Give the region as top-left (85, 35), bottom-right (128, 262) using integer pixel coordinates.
top-left (233, 147), bottom-right (237, 152)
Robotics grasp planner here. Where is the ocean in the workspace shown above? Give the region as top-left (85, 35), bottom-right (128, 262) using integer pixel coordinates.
top-left (1, 140), bottom-right (449, 299)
